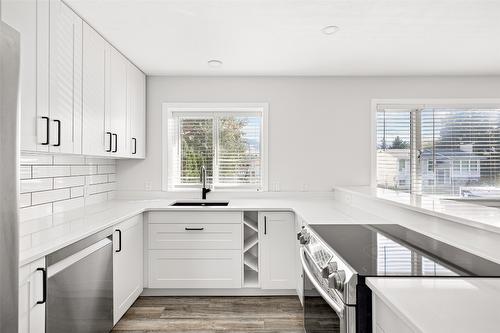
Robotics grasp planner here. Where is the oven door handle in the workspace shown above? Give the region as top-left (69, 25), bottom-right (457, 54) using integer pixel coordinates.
top-left (300, 248), bottom-right (345, 318)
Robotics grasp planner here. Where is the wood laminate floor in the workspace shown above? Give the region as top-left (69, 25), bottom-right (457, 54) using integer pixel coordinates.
top-left (112, 296), bottom-right (304, 333)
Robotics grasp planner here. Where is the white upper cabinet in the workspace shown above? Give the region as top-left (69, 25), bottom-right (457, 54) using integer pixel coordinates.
top-left (127, 63), bottom-right (146, 158)
top-left (259, 212), bottom-right (297, 290)
top-left (1, 0), bottom-right (47, 152)
top-left (82, 22), bottom-right (107, 156)
top-left (49, 0), bottom-right (82, 154)
top-left (105, 46), bottom-right (129, 157)
top-left (4, 0), bottom-right (145, 157)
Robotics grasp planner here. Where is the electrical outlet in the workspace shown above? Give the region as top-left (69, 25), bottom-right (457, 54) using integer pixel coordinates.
top-left (144, 181), bottom-right (152, 191)
top-left (301, 183), bottom-right (309, 192)
top-left (271, 181), bottom-right (280, 192)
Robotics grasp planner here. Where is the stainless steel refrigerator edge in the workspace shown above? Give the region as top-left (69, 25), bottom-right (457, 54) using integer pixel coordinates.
top-left (0, 18), bottom-right (21, 333)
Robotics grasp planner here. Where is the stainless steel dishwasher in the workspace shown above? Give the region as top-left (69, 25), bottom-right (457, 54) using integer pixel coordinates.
top-left (46, 228), bottom-right (114, 333)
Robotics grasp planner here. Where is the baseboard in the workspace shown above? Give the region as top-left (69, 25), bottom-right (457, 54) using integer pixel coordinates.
top-left (141, 288), bottom-right (297, 296)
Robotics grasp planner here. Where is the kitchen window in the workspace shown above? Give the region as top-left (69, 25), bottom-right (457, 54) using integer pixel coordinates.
top-left (375, 101), bottom-right (500, 198)
top-left (163, 103), bottom-right (268, 191)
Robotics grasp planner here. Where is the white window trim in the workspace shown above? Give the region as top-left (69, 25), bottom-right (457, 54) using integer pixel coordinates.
top-left (371, 98), bottom-right (500, 188)
top-left (162, 102), bottom-right (269, 192)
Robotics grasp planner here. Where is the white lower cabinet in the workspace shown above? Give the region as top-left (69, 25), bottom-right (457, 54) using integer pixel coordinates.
top-left (19, 258), bottom-right (46, 333)
top-left (149, 249), bottom-right (242, 288)
top-left (113, 215), bottom-right (143, 325)
top-left (147, 211), bottom-right (242, 289)
top-left (259, 212), bottom-right (296, 290)
top-left (373, 294), bottom-right (415, 333)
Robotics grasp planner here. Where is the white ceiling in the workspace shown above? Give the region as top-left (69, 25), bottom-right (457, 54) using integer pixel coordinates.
top-left (65, 0), bottom-right (500, 76)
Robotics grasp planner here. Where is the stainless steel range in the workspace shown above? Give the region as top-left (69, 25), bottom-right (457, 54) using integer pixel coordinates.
top-left (297, 223), bottom-right (500, 333)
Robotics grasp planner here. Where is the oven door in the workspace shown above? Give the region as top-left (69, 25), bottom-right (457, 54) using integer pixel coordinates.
top-left (301, 248), bottom-right (355, 333)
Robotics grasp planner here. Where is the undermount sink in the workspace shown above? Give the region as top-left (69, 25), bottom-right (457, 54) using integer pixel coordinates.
top-left (170, 201), bottom-right (230, 207)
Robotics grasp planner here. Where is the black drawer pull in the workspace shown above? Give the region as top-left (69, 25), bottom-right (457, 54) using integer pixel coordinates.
top-left (112, 133), bottom-right (118, 153)
top-left (116, 229), bottom-right (122, 252)
top-left (132, 138), bottom-right (137, 154)
top-left (185, 227), bottom-right (204, 231)
top-left (36, 267), bottom-right (47, 305)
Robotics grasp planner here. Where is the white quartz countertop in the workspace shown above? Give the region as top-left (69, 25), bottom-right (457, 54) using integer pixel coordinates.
top-left (367, 277), bottom-right (500, 333)
top-left (336, 186), bottom-right (500, 234)
top-left (19, 195), bottom-right (385, 266)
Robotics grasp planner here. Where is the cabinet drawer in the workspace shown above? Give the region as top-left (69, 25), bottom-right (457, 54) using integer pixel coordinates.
top-left (149, 223), bottom-right (242, 250)
top-left (148, 250), bottom-right (242, 289)
top-left (148, 211), bottom-right (242, 224)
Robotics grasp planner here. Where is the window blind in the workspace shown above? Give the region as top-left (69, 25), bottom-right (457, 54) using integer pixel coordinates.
top-left (168, 109), bottom-right (264, 191)
top-left (377, 105), bottom-right (500, 198)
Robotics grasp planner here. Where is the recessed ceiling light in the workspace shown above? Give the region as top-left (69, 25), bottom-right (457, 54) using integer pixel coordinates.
top-left (321, 25), bottom-right (340, 35)
top-left (208, 59), bottom-right (223, 68)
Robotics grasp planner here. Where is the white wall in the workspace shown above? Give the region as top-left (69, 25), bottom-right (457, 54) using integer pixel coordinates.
top-left (117, 76), bottom-right (500, 192)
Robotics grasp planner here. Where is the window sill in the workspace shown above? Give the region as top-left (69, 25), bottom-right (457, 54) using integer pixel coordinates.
top-left (333, 186), bottom-right (500, 235)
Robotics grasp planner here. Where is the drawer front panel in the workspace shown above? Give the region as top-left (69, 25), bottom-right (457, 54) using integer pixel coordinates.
top-left (148, 211), bottom-right (242, 224)
top-left (148, 250), bottom-right (242, 289)
top-left (149, 223), bottom-right (242, 250)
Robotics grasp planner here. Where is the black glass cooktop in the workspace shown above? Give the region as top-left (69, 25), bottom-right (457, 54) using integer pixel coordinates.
top-left (309, 224), bottom-right (500, 277)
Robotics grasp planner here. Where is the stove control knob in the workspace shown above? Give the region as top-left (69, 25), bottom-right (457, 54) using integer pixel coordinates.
top-left (328, 270), bottom-right (346, 291)
top-left (321, 261), bottom-right (338, 278)
top-left (296, 226), bottom-right (305, 240)
top-left (299, 232), bottom-right (310, 245)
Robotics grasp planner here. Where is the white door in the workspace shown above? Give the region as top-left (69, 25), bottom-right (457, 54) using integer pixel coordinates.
top-left (127, 63), bottom-right (146, 158)
top-left (259, 212), bottom-right (296, 290)
top-left (113, 215), bottom-right (143, 324)
top-left (1, 0), bottom-right (48, 152)
top-left (82, 22), bottom-right (107, 156)
top-left (106, 46), bottom-right (128, 157)
top-left (49, 0), bottom-right (82, 154)
top-left (19, 258), bottom-right (46, 333)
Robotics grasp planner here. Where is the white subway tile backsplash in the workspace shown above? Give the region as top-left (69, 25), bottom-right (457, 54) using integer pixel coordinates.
top-left (54, 176), bottom-right (85, 189)
top-left (20, 166), bottom-right (32, 179)
top-left (32, 165), bottom-right (71, 178)
top-left (88, 182), bottom-right (115, 195)
top-left (86, 157), bottom-right (115, 165)
top-left (20, 178), bottom-right (53, 193)
top-left (20, 154), bottom-right (52, 165)
top-left (19, 193), bottom-right (31, 208)
top-left (71, 165), bottom-right (98, 176)
top-left (20, 203), bottom-right (53, 221)
top-left (20, 152), bottom-right (117, 252)
top-left (70, 186), bottom-right (84, 198)
top-left (53, 155), bottom-right (85, 165)
top-left (98, 164), bottom-right (116, 174)
top-left (31, 188), bottom-right (70, 206)
top-left (86, 174), bottom-right (108, 185)
top-left (53, 197), bottom-right (85, 214)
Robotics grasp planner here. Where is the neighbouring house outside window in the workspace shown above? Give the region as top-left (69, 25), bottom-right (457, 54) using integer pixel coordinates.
top-left (376, 101), bottom-right (500, 198)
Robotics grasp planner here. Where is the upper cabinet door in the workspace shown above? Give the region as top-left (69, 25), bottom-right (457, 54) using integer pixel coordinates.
top-left (1, 0), bottom-right (48, 152)
top-left (106, 47), bottom-right (128, 157)
top-left (82, 23), bottom-right (107, 156)
top-left (127, 64), bottom-right (146, 158)
top-left (49, 0), bottom-right (82, 154)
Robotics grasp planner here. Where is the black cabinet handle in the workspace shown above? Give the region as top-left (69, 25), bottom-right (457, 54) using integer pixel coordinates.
top-left (36, 268), bottom-right (47, 305)
top-left (112, 133), bottom-right (118, 153)
top-left (185, 227), bottom-right (204, 231)
top-left (264, 216), bottom-right (267, 235)
top-left (105, 132), bottom-right (112, 152)
top-left (41, 117), bottom-right (50, 145)
top-left (116, 229), bottom-right (122, 252)
top-left (132, 138), bottom-right (137, 154)
top-left (53, 119), bottom-right (61, 147)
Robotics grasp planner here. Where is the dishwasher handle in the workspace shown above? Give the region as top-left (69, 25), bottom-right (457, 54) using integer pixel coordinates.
top-left (47, 238), bottom-right (112, 278)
